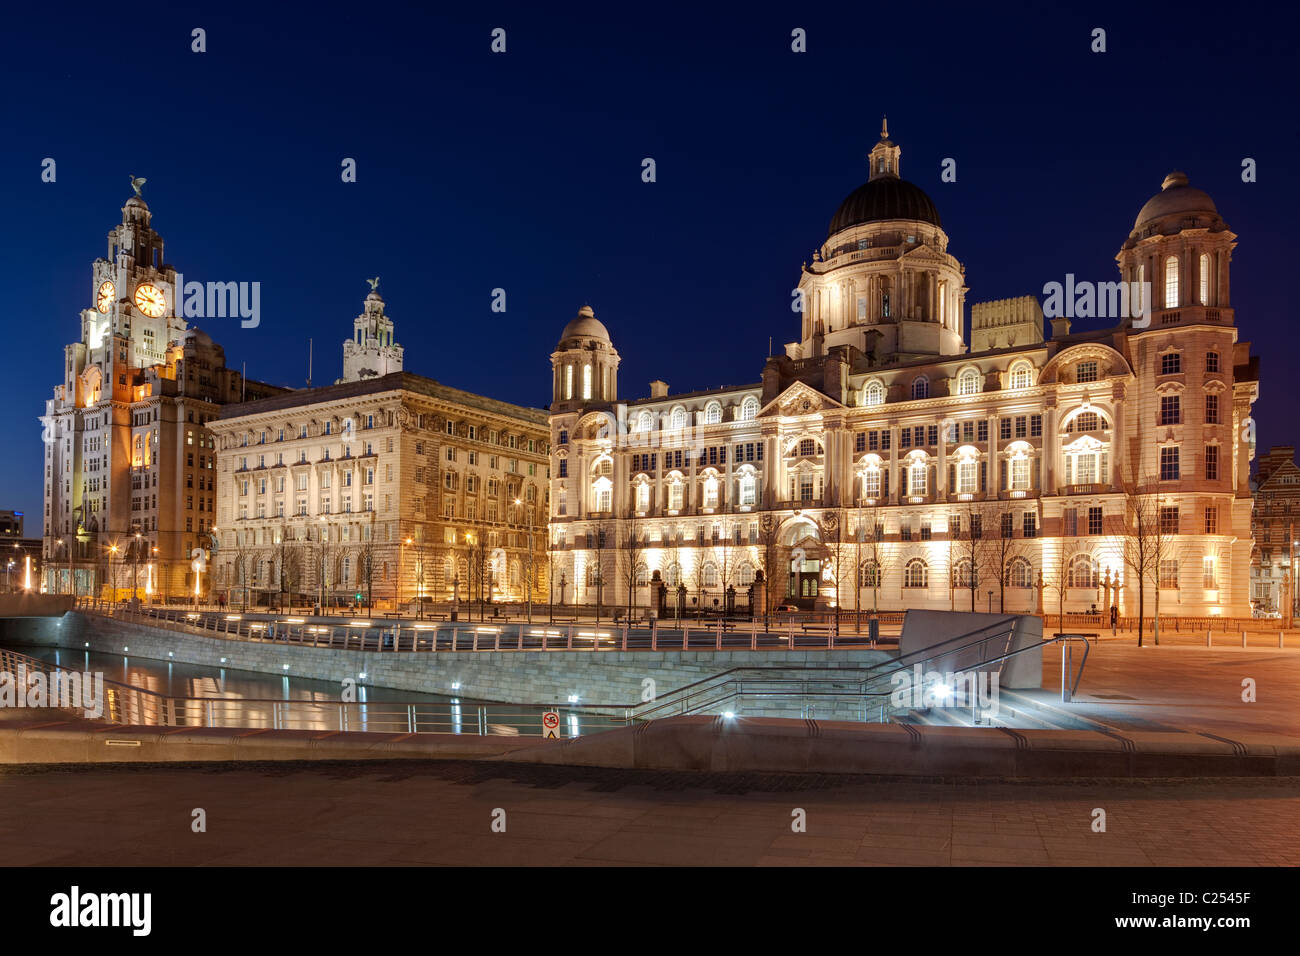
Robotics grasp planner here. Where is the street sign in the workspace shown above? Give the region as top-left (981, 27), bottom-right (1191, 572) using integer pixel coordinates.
top-left (542, 710), bottom-right (560, 739)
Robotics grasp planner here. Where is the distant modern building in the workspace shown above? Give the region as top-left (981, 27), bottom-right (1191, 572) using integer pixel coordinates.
top-left (0, 511), bottom-right (24, 537)
top-left (1250, 446), bottom-right (1300, 616)
top-left (548, 122), bottom-right (1260, 618)
top-left (209, 286), bottom-right (550, 608)
top-left (0, 511), bottom-right (41, 592)
top-left (40, 185), bottom-right (286, 598)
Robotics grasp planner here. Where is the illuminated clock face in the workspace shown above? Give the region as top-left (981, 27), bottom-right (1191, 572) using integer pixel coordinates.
top-left (134, 283), bottom-right (166, 318)
top-left (96, 280), bottom-right (115, 313)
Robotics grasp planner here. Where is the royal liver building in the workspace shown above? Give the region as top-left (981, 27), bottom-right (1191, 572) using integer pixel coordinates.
top-left (547, 124), bottom-right (1259, 619)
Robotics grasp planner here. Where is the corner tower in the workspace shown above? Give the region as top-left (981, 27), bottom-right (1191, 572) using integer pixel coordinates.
top-left (339, 280), bottom-right (403, 383)
top-left (550, 305), bottom-right (619, 412)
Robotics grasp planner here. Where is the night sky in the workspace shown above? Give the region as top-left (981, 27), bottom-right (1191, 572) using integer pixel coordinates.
top-left (5, 2), bottom-right (1295, 535)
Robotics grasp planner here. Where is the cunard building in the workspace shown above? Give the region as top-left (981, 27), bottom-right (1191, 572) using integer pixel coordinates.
top-left (548, 123), bottom-right (1260, 618)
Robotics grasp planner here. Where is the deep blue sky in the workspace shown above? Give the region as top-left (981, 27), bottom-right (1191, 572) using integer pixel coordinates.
top-left (5, 2), bottom-right (1296, 535)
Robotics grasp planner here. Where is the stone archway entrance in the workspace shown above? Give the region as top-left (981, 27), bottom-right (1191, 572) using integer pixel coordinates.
top-left (781, 520), bottom-right (825, 610)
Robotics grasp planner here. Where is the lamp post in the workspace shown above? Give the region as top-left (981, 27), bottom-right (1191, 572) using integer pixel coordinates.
top-left (515, 498), bottom-right (533, 624)
top-left (108, 544), bottom-right (119, 605)
top-left (317, 517), bottom-right (328, 613)
top-left (132, 533), bottom-right (142, 604)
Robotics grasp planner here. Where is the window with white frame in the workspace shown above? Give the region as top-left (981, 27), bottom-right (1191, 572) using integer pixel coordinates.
top-left (1164, 255), bottom-right (1179, 309)
top-left (704, 402), bottom-right (722, 425)
top-left (911, 377), bottom-right (929, 400)
top-left (1067, 553), bottom-right (1098, 588)
top-left (670, 406), bottom-right (687, 429)
top-left (739, 472), bottom-right (757, 506)
top-left (740, 397), bottom-right (759, 421)
top-left (1010, 363), bottom-right (1033, 389)
top-left (904, 559), bottom-right (928, 588)
top-left (862, 381), bottom-right (885, 407)
top-left (958, 369), bottom-right (981, 396)
top-left (1199, 253), bottom-right (1210, 305)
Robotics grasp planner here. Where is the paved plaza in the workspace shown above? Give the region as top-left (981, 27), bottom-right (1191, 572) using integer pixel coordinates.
top-left (2, 759), bottom-right (1298, 866)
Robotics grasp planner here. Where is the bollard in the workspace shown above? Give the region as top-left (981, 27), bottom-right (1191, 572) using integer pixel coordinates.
top-left (1241, 630), bottom-right (1246, 648)
top-left (1207, 630), bottom-right (1212, 647)
top-left (1280, 630), bottom-right (1285, 649)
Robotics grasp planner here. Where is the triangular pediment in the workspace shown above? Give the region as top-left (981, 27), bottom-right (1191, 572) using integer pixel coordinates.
top-left (758, 381), bottom-right (844, 419)
top-left (1260, 458), bottom-right (1300, 488)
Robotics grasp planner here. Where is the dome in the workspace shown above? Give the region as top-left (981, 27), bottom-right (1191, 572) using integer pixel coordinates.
top-left (1133, 171), bottom-right (1220, 230)
top-left (827, 176), bottom-right (942, 237)
top-left (558, 305), bottom-right (609, 345)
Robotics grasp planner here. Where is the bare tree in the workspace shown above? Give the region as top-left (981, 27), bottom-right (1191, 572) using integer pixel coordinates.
top-left (617, 512), bottom-right (645, 619)
top-left (950, 501), bottom-right (996, 612)
top-left (987, 504), bottom-right (1036, 613)
top-left (756, 513), bottom-right (783, 628)
top-left (1042, 534), bottom-right (1086, 634)
top-left (1120, 472), bottom-right (1175, 646)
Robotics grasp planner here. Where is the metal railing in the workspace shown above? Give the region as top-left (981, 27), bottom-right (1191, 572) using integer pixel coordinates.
top-left (592, 617), bottom-right (1089, 722)
top-left (73, 599), bottom-right (900, 652)
top-left (0, 646), bottom-right (627, 738)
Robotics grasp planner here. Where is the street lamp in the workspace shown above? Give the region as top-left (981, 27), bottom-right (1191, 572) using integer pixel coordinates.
top-left (132, 533), bottom-right (142, 604)
top-left (515, 497), bottom-right (533, 624)
top-left (108, 544), bottom-right (119, 604)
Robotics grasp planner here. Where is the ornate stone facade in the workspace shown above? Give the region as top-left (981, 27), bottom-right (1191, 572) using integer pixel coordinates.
top-left (547, 127), bottom-right (1260, 618)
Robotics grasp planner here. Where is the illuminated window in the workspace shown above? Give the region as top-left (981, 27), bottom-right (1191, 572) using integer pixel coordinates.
top-left (862, 381), bottom-right (885, 407)
top-left (740, 397), bottom-right (759, 421)
top-left (1067, 554), bottom-right (1098, 589)
top-left (1159, 559), bottom-right (1179, 589)
top-left (1008, 557), bottom-right (1033, 588)
top-left (1199, 253), bottom-right (1210, 305)
top-left (670, 407), bottom-right (687, 429)
top-left (739, 473), bottom-right (757, 505)
top-left (582, 365), bottom-right (592, 400)
top-left (704, 402), bottom-right (722, 425)
top-left (858, 560), bottom-right (880, 588)
top-left (958, 369), bottom-right (981, 396)
top-left (1164, 256), bottom-right (1179, 308)
top-left (1010, 363), bottom-right (1033, 389)
top-left (904, 559), bottom-right (928, 588)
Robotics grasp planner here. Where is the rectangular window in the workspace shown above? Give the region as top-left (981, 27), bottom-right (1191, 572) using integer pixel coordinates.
top-left (1159, 395), bottom-right (1181, 425)
top-left (1088, 506), bottom-right (1103, 536)
top-left (1205, 394), bottom-right (1219, 425)
top-left (1030, 414), bottom-right (1042, 438)
top-left (854, 433), bottom-right (866, 453)
top-left (1204, 506), bottom-right (1218, 535)
top-left (1159, 506), bottom-right (1179, 535)
top-left (1160, 447), bottom-right (1180, 481)
top-left (1077, 361), bottom-right (1098, 383)
top-left (1064, 507), bottom-right (1078, 537)
top-left (1160, 352), bottom-right (1182, 375)
top-left (1001, 512), bottom-right (1014, 538)
top-left (558, 460), bottom-right (567, 478)
top-left (977, 421), bottom-right (988, 442)
top-left (1202, 556), bottom-right (1217, 590)
top-left (999, 418), bottom-right (1012, 441)
top-left (900, 520), bottom-right (912, 542)
top-left (927, 425), bottom-right (938, 447)
top-left (1206, 351), bottom-right (1220, 373)
top-left (1014, 416), bottom-right (1027, 439)
top-left (1022, 512), bottom-right (1037, 538)
top-left (1159, 560), bottom-right (1179, 589)
top-left (1206, 444), bottom-right (1219, 481)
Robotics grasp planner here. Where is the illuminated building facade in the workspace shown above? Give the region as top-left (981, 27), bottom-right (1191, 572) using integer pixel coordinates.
top-left (548, 124), bottom-right (1259, 617)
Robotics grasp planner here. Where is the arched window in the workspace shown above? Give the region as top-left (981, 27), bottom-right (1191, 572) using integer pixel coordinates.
top-left (1164, 255), bottom-right (1179, 309)
top-left (737, 563), bottom-right (755, 586)
top-left (586, 562), bottom-right (603, 587)
top-left (1199, 252), bottom-right (1210, 305)
top-left (1068, 553), bottom-right (1098, 589)
top-left (342, 556), bottom-right (351, 584)
top-left (591, 476), bottom-right (612, 512)
top-left (702, 562), bottom-right (719, 587)
top-left (634, 481), bottom-right (650, 512)
top-left (635, 410), bottom-right (653, 432)
top-left (858, 560), bottom-right (880, 588)
top-left (670, 406), bottom-right (688, 430)
top-left (911, 377), bottom-right (929, 400)
top-left (1008, 557), bottom-right (1033, 588)
top-left (1010, 363), bottom-right (1033, 389)
top-left (953, 558), bottom-right (978, 589)
top-left (702, 474), bottom-right (720, 509)
top-left (904, 559), bottom-right (928, 589)
top-left (740, 397), bottom-right (759, 421)
top-left (704, 401), bottom-right (722, 425)
top-left (859, 465), bottom-right (881, 499)
top-left (738, 472), bottom-right (757, 506)
top-left (909, 459), bottom-right (928, 495)
top-left (862, 381), bottom-right (885, 407)
top-left (634, 563), bottom-right (649, 587)
top-left (667, 476), bottom-right (684, 511)
top-left (665, 562), bottom-right (681, 588)
top-left (958, 369), bottom-right (981, 396)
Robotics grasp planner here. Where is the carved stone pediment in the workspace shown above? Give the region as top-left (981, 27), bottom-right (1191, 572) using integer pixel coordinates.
top-left (760, 381), bottom-right (843, 419)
